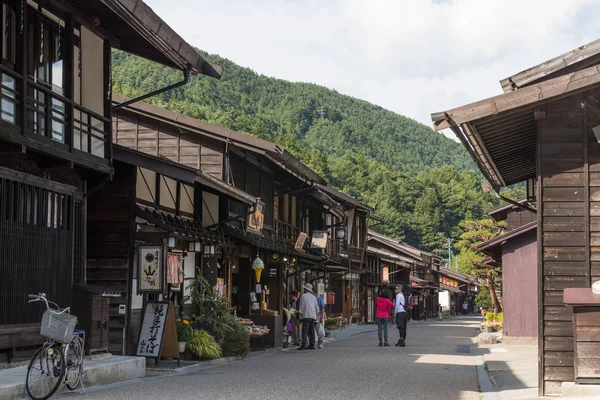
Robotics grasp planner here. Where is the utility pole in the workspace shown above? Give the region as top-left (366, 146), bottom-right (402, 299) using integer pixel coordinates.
top-left (317, 105), bottom-right (325, 120)
top-left (446, 238), bottom-right (454, 270)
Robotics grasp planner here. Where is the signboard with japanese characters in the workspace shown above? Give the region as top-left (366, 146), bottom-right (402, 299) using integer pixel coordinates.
top-left (138, 246), bottom-right (163, 293)
top-left (247, 201), bottom-right (265, 233)
top-left (136, 301), bottom-right (179, 365)
top-left (137, 302), bottom-right (168, 358)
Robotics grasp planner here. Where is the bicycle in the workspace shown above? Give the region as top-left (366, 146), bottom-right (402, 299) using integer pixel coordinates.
top-left (25, 293), bottom-right (86, 400)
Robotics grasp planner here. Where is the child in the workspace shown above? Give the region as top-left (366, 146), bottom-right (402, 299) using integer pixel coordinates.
top-left (375, 290), bottom-right (395, 346)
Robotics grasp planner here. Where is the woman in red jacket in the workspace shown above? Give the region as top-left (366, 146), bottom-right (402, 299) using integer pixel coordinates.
top-left (375, 290), bottom-right (395, 346)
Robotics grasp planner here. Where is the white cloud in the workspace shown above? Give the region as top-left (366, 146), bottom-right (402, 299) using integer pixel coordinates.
top-left (145, 0), bottom-right (600, 141)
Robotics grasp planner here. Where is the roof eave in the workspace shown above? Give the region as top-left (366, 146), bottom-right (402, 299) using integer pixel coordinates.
top-left (103, 0), bottom-right (222, 78)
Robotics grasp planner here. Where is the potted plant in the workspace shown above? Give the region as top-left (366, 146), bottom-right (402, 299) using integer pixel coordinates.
top-left (324, 319), bottom-right (337, 331)
top-left (176, 318), bottom-right (192, 353)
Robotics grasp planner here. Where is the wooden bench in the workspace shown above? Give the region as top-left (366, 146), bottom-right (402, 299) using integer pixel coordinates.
top-left (0, 324), bottom-right (45, 364)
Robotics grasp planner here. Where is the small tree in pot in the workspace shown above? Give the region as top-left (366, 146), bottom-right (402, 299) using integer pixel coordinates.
top-left (176, 318), bottom-right (192, 353)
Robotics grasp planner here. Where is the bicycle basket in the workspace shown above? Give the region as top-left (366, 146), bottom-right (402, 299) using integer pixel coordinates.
top-left (40, 309), bottom-right (77, 343)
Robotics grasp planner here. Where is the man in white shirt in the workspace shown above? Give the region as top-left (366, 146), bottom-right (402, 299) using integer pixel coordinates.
top-left (298, 283), bottom-right (319, 350)
top-left (394, 285), bottom-right (408, 347)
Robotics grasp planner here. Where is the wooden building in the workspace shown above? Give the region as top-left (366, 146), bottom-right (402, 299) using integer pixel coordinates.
top-left (111, 96), bottom-right (379, 345)
top-left (431, 38), bottom-right (600, 395)
top-left (479, 200), bottom-right (538, 337)
top-left (0, 0), bottom-right (219, 364)
top-left (85, 144), bottom-right (258, 354)
top-left (367, 231), bottom-right (441, 321)
top-left (438, 267), bottom-right (477, 315)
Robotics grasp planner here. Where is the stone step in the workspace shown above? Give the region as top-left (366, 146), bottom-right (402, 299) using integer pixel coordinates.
top-left (0, 355), bottom-right (145, 400)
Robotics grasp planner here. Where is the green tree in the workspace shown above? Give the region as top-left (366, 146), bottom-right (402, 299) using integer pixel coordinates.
top-left (455, 218), bottom-right (506, 312)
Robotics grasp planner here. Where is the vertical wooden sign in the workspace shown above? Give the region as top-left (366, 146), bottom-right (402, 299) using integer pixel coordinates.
top-left (136, 301), bottom-right (179, 366)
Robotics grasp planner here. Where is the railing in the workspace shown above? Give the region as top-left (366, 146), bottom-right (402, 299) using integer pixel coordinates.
top-left (325, 237), bottom-right (346, 258)
top-left (0, 65), bottom-right (110, 161)
top-left (0, 65), bottom-right (22, 126)
top-left (273, 219), bottom-right (301, 248)
top-left (73, 103), bottom-right (110, 157)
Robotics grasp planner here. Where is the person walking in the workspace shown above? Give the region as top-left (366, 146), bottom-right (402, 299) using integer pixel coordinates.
top-left (290, 290), bottom-right (301, 346)
top-left (315, 291), bottom-right (326, 349)
top-left (394, 285), bottom-right (408, 347)
top-left (375, 290), bottom-right (395, 347)
top-left (298, 283), bottom-right (319, 350)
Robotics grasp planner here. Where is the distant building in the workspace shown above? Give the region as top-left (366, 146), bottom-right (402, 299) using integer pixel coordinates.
top-left (478, 200), bottom-right (538, 338)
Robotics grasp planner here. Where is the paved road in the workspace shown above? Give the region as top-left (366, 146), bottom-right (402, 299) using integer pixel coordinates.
top-left (56, 316), bottom-right (482, 400)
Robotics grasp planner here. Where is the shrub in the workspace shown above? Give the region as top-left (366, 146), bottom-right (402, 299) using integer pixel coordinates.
top-left (188, 330), bottom-right (222, 360)
top-left (221, 322), bottom-right (249, 358)
top-left (191, 320), bottom-right (221, 343)
top-left (176, 318), bottom-right (192, 342)
top-left (186, 273), bottom-right (235, 342)
top-left (485, 311), bottom-right (495, 323)
top-left (324, 319), bottom-right (337, 329)
top-left (476, 287), bottom-right (492, 311)
top-left (495, 312), bottom-right (503, 328)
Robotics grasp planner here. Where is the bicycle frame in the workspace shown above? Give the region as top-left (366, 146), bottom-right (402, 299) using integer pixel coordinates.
top-left (26, 293), bottom-right (86, 398)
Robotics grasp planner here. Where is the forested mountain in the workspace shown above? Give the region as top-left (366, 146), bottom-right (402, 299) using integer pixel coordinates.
top-left (112, 50), bottom-right (503, 254)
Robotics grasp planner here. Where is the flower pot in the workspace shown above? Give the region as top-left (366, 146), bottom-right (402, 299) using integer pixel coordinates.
top-left (178, 341), bottom-right (187, 353)
top-left (487, 327), bottom-right (494, 333)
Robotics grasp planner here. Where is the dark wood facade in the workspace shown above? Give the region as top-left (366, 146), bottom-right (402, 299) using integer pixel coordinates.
top-left (431, 41), bottom-right (600, 395)
top-left (112, 98), bottom-right (380, 327)
top-left (0, 0), bottom-right (221, 364)
top-left (482, 203), bottom-right (539, 337)
top-left (367, 231), bottom-right (441, 321)
top-left (503, 229), bottom-right (538, 337)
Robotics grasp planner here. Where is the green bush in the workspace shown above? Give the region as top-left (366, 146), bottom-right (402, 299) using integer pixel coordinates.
top-left (476, 287), bottom-right (492, 311)
top-left (485, 311), bottom-right (495, 323)
top-left (495, 312), bottom-right (503, 327)
top-left (176, 320), bottom-right (192, 342)
top-left (188, 330), bottom-right (222, 360)
top-left (324, 319), bottom-right (337, 329)
top-left (221, 322), bottom-right (249, 358)
top-left (185, 273), bottom-right (235, 341)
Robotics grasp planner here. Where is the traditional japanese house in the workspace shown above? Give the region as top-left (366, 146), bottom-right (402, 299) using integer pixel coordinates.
top-left (430, 38), bottom-right (600, 395)
top-left (84, 144), bottom-right (259, 354)
top-left (310, 184), bottom-right (380, 323)
top-left (438, 267), bottom-right (476, 315)
top-left (0, 0), bottom-right (220, 364)
top-left (478, 200), bottom-right (538, 337)
top-left (111, 96), bottom-right (360, 346)
top-left (367, 231), bottom-right (441, 320)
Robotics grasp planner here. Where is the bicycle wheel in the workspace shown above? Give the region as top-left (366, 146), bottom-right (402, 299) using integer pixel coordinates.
top-left (25, 343), bottom-right (65, 400)
top-left (65, 335), bottom-right (83, 390)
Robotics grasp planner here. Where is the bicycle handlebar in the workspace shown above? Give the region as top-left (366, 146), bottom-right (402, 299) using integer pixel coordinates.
top-left (27, 293), bottom-right (67, 313)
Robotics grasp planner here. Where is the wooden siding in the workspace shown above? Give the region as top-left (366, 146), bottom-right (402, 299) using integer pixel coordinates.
top-left (86, 161), bottom-right (135, 355)
top-left (538, 92), bottom-right (600, 394)
top-left (507, 208), bottom-right (536, 230)
top-left (114, 110), bottom-right (224, 179)
top-left (502, 229), bottom-right (538, 337)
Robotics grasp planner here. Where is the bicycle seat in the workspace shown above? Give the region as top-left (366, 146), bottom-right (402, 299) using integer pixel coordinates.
top-left (74, 329), bottom-right (85, 334)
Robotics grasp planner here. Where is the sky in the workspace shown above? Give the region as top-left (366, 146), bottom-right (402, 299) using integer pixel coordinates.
top-left (146, 0), bottom-right (600, 141)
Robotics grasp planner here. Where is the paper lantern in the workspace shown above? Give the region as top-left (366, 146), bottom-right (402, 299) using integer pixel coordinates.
top-left (252, 256), bottom-right (264, 282)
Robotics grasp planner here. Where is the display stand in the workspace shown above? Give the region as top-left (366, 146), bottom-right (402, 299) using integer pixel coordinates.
top-left (136, 301), bottom-right (180, 367)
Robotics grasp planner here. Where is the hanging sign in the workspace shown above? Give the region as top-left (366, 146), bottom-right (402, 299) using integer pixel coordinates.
top-left (136, 301), bottom-right (179, 366)
top-left (327, 291), bottom-right (335, 305)
top-left (310, 231), bottom-right (329, 249)
top-left (138, 246), bottom-right (164, 293)
top-left (247, 201), bottom-right (265, 232)
top-left (294, 232), bottom-right (308, 251)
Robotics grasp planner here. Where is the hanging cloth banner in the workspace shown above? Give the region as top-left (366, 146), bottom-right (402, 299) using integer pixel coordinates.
top-left (167, 253), bottom-right (183, 284)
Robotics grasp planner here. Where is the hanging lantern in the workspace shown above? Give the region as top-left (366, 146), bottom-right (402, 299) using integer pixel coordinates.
top-left (252, 255), bottom-right (264, 283)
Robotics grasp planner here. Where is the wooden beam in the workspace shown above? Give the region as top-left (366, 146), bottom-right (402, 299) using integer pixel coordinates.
top-left (432, 64), bottom-right (600, 131)
top-left (500, 39), bottom-right (600, 93)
